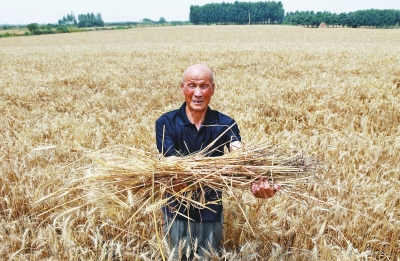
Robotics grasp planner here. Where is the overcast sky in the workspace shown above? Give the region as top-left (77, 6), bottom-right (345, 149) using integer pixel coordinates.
top-left (1, 0), bottom-right (399, 25)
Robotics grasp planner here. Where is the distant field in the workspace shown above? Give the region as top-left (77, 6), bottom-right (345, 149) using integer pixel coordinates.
top-left (0, 28), bottom-right (27, 35)
top-left (0, 25), bottom-right (399, 260)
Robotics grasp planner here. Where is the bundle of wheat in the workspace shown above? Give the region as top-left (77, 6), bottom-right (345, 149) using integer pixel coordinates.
top-left (63, 141), bottom-right (319, 212)
top-left (36, 141), bottom-right (319, 222)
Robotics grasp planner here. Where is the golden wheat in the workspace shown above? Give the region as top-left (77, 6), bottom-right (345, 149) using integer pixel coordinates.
top-left (0, 25), bottom-right (399, 260)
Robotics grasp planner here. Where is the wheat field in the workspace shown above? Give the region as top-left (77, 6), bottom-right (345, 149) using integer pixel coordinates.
top-left (0, 25), bottom-right (399, 260)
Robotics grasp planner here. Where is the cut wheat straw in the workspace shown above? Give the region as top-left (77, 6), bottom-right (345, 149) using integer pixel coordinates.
top-left (62, 141), bottom-right (319, 211)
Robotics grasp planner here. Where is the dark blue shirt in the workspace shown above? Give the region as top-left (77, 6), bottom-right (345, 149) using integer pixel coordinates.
top-left (155, 102), bottom-right (241, 222)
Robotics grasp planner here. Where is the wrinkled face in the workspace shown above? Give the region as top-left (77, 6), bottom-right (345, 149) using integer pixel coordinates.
top-left (181, 66), bottom-right (215, 113)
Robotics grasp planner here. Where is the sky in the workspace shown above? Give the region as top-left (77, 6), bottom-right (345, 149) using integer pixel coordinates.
top-left (1, 0), bottom-right (400, 25)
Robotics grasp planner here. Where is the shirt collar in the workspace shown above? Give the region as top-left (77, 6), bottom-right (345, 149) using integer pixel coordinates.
top-left (177, 102), bottom-right (217, 126)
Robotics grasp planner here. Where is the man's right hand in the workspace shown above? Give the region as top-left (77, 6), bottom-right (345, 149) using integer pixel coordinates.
top-left (251, 178), bottom-right (281, 199)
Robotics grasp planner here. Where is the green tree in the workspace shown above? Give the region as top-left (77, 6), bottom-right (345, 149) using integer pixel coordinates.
top-left (396, 10), bottom-right (400, 25)
top-left (58, 12), bottom-right (76, 26)
top-left (158, 17), bottom-right (166, 23)
top-left (27, 23), bottom-right (40, 34)
top-left (330, 13), bottom-right (339, 27)
top-left (56, 26), bottom-right (69, 33)
top-left (77, 12), bottom-right (104, 27)
top-left (189, 5), bottom-right (200, 24)
top-left (40, 24), bottom-right (53, 34)
top-left (189, 1), bottom-right (284, 25)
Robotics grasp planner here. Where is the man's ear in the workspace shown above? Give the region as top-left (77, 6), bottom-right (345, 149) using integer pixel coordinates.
top-left (181, 82), bottom-right (185, 94)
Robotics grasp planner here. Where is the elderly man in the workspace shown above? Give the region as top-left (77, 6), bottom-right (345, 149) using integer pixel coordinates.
top-left (155, 64), bottom-right (279, 258)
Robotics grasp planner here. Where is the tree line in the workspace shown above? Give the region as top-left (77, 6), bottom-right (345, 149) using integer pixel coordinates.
top-left (26, 12), bottom-right (105, 35)
top-left (58, 12), bottom-right (104, 28)
top-left (58, 12), bottom-right (77, 26)
top-left (189, 1), bottom-right (285, 25)
top-left (189, 1), bottom-right (399, 28)
top-left (283, 9), bottom-right (400, 27)
top-left (14, 4), bottom-right (400, 38)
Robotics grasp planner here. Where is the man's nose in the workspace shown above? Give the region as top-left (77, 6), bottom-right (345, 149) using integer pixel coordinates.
top-left (193, 88), bottom-right (203, 95)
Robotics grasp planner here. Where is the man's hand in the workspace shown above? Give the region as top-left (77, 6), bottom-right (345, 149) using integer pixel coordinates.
top-left (230, 141), bottom-right (242, 152)
top-left (251, 178), bottom-right (281, 199)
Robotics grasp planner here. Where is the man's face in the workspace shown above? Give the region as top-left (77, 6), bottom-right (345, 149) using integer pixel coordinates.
top-left (181, 67), bottom-right (214, 113)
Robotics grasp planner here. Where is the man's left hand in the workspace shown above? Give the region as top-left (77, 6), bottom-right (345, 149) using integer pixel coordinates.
top-left (251, 178), bottom-right (281, 199)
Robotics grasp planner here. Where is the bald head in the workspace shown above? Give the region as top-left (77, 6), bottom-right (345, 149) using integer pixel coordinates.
top-left (181, 64), bottom-right (215, 115)
top-left (182, 64), bottom-right (214, 84)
